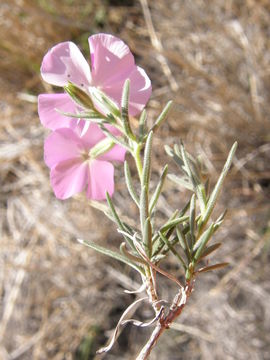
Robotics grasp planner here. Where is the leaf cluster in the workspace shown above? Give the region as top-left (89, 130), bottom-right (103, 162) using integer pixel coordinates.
top-left (79, 80), bottom-right (237, 282)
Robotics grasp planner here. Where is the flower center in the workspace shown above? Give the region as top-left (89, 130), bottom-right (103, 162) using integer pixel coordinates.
top-left (80, 150), bottom-right (91, 162)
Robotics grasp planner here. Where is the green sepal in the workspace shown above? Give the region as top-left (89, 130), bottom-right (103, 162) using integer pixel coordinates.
top-left (91, 88), bottom-right (121, 118)
top-left (89, 137), bottom-right (115, 159)
top-left (64, 82), bottom-right (94, 110)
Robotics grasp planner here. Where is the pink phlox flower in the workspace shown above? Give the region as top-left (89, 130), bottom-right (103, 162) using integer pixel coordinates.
top-left (44, 122), bottom-right (126, 200)
top-left (38, 33), bottom-right (152, 131)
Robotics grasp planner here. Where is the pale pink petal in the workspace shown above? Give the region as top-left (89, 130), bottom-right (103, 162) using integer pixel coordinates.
top-left (38, 93), bottom-right (81, 130)
top-left (102, 65), bottom-right (152, 116)
top-left (41, 41), bottom-right (91, 87)
top-left (44, 128), bottom-right (83, 168)
top-left (87, 160), bottom-right (114, 200)
top-left (50, 158), bottom-right (89, 200)
top-left (99, 144), bottom-right (126, 163)
top-left (80, 122), bottom-right (121, 148)
top-left (89, 33), bottom-right (134, 87)
top-left (80, 122), bottom-right (105, 148)
top-left (128, 66), bottom-right (152, 115)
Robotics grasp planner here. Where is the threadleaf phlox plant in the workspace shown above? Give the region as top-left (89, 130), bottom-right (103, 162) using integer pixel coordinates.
top-left (39, 33), bottom-right (237, 359)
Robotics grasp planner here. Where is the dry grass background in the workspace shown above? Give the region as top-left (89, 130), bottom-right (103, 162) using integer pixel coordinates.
top-left (0, 0), bottom-right (270, 359)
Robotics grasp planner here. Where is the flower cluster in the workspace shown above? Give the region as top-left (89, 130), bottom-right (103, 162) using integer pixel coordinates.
top-left (39, 33), bottom-right (152, 200)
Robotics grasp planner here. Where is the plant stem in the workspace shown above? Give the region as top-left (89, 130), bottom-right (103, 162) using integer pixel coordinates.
top-left (136, 280), bottom-right (194, 360)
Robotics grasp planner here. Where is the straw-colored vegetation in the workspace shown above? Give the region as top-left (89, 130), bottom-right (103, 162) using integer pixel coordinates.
top-left (0, 0), bottom-right (269, 359)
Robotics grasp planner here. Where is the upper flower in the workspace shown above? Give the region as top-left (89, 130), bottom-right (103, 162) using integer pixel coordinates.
top-left (39, 33), bottom-right (152, 126)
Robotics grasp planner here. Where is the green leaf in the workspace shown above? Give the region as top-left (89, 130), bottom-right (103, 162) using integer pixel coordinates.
top-left (106, 192), bottom-right (135, 251)
top-left (196, 262), bottom-right (229, 273)
top-left (150, 101), bottom-right (173, 133)
top-left (160, 215), bottom-right (189, 232)
top-left (176, 226), bottom-right (191, 261)
top-left (106, 192), bottom-right (125, 231)
top-left (124, 161), bottom-right (139, 207)
top-left (120, 243), bottom-right (147, 265)
top-left (189, 194), bottom-right (196, 245)
top-left (149, 164), bottom-right (168, 213)
top-left (168, 174), bottom-right (193, 191)
top-left (158, 231), bottom-right (186, 269)
top-left (55, 109), bottom-right (105, 121)
top-left (193, 224), bottom-right (215, 262)
top-left (199, 243), bottom-right (222, 260)
top-left (99, 124), bottom-right (130, 150)
top-left (164, 145), bottom-right (184, 168)
top-left (180, 143), bottom-right (199, 188)
top-left (78, 239), bottom-right (143, 273)
top-left (121, 79), bottom-right (135, 139)
top-left (139, 110), bottom-right (147, 141)
top-left (151, 210), bottom-right (179, 256)
top-left (142, 131), bottom-right (153, 190)
top-left (200, 142), bottom-right (237, 229)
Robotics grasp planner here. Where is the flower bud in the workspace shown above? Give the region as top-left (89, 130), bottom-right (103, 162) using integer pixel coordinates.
top-left (64, 82), bottom-right (94, 110)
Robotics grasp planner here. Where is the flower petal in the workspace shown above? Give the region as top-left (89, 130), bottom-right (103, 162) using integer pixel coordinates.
top-left (99, 144), bottom-right (126, 163)
top-left (89, 33), bottom-right (134, 88)
top-left (87, 160), bottom-right (114, 200)
top-left (41, 41), bottom-right (91, 87)
top-left (80, 122), bottom-right (106, 148)
top-left (44, 128), bottom-right (83, 168)
top-left (38, 93), bottom-right (81, 130)
top-left (50, 158), bottom-right (89, 200)
top-left (102, 65), bottom-right (152, 116)
top-left (128, 66), bottom-right (152, 115)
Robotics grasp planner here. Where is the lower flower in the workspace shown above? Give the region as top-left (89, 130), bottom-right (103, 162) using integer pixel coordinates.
top-left (44, 123), bottom-right (126, 200)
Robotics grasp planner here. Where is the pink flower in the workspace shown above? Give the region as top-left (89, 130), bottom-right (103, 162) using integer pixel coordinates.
top-left (44, 123), bottom-right (126, 200)
top-left (38, 33), bottom-right (152, 130)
